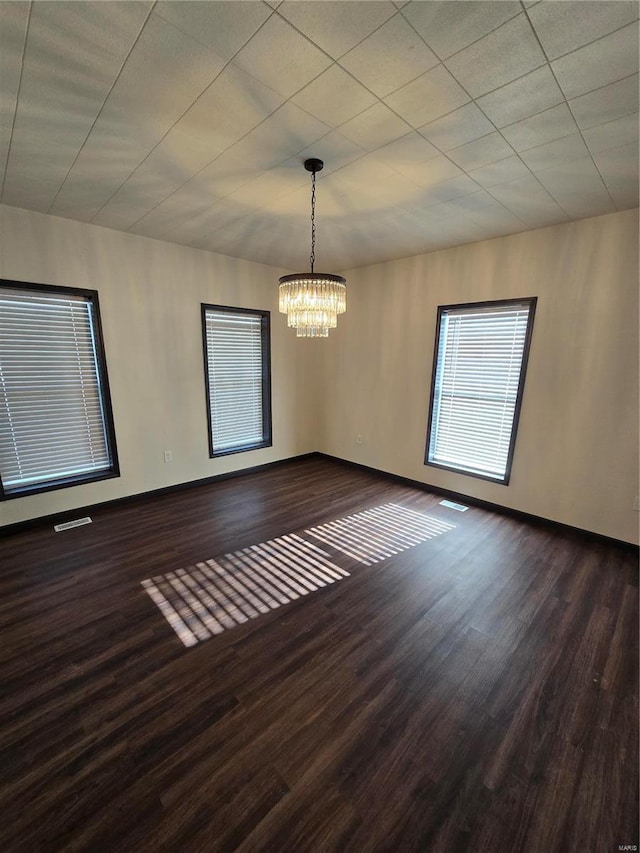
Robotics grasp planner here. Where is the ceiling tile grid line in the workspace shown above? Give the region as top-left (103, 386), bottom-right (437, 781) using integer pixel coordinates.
top-left (521, 2), bottom-right (623, 212)
top-left (114, 5), bottom-right (409, 235)
top-left (364, 14), bottom-right (570, 221)
top-left (0, 0), bottom-right (31, 197)
top-left (41, 2), bottom-right (157, 217)
top-left (65, 4), bottom-right (295, 227)
top-left (87, 3), bottom-right (283, 224)
top-left (399, 1), bottom-right (524, 63)
top-left (314, 6), bottom-right (628, 221)
top-left (117, 3), bottom-right (502, 239)
top-left (0, 0), bottom-right (637, 269)
top-left (168, 0), bottom-right (624, 229)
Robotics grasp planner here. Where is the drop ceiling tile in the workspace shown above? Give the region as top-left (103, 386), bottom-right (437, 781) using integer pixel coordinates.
top-left (569, 74), bottom-right (639, 130)
top-left (487, 175), bottom-right (569, 226)
top-left (277, 1), bottom-right (396, 60)
top-left (291, 64), bottom-right (377, 127)
top-left (527, 0), bottom-right (639, 62)
top-left (87, 16), bottom-right (222, 143)
top-left (534, 156), bottom-right (615, 218)
top-left (129, 192), bottom-right (213, 238)
top-left (501, 103), bottom-right (578, 152)
top-left (520, 132), bottom-right (590, 173)
top-left (263, 181), bottom-right (311, 218)
top-left (0, 1), bottom-right (30, 184)
top-left (92, 152), bottom-right (209, 230)
top-left (196, 149), bottom-right (264, 197)
top-left (448, 132), bottom-right (514, 170)
top-left (28, 0), bottom-right (152, 66)
top-left (592, 142), bottom-right (639, 209)
top-left (1, 171), bottom-right (74, 212)
top-left (113, 11), bottom-right (228, 113)
top-left (592, 140), bottom-right (639, 183)
top-left (3, 139), bottom-right (83, 195)
top-left (227, 162), bottom-right (310, 209)
top-left (385, 63), bottom-right (470, 127)
top-left (296, 130), bottom-right (367, 176)
top-left (224, 101), bottom-right (331, 171)
top-left (233, 14), bottom-right (332, 99)
top-left (396, 153), bottom-right (462, 188)
top-left (338, 102), bottom-right (412, 150)
top-left (445, 14), bottom-right (546, 98)
top-left (158, 63), bottom-right (284, 162)
top-left (420, 103), bottom-right (495, 150)
top-left (420, 173), bottom-right (481, 204)
top-left (3, 1), bottom-right (152, 210)
top-left (136, 127), bottom-right (230, 186)
top-left (468, 155), bottom-right (532, 188)
top-left (339, 14), bottom-right (438, 97)
top-left (44, 173), bottom-right (135, 221)
top-left (374, 131), bottom-right (440, 171)
top-left (402, 1), bottom-right (521, 60)
top-left (93, 198), bottom-right (161, 231)
top-left (164, 197), bottom-right (246, 244)
top-left (551, 23), bottom-right (639, 100)
top-left (609, 184), bottom-right (640, 211)
top-left (49, 13), bottom-right (226, 219)
top-left (593, 141), bottom-right (638, 176)
top-left (443, 190), bottom-right (525, 228)
top-left (583, 112), bottom-right (639, 155)
top-left (476, 65), bottom-right (564, 127)
top-left (154, 1), bottom-right (270, 61)
top-left (130, 153), bottom-right (257, 237)
top-left (319, 154), bottom-right (421, 216)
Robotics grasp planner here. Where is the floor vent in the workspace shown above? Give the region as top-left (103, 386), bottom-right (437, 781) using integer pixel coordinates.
top-left (439, 500), bottom-right (469, 512)
top-left (54, 517), bottom-right (92, 532)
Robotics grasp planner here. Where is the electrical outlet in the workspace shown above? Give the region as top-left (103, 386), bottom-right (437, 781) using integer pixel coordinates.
top-left (634, 496), bottom-right (640, 511)
top-left (356, 434), bottom-right (363, 445)
top-left (164, 450), bottom-right (173, 463)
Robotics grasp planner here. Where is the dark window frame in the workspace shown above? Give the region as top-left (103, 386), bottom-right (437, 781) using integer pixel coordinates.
top-left (424, 296), bottom-right (537, 486)
top-left (0, 278), bottom-right (119, 500)
top-left (201, 303), bottom-right (272, 459)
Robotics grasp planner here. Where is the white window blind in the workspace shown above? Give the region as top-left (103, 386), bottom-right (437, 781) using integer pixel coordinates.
top-left (427, 299), bottom-right (535, 483)
top-left (203, 308), bottom-right (270, 455)
top-left (0, 287), bottom-right (115, 495)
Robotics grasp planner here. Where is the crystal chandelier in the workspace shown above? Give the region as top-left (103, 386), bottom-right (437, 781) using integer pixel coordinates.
top-left (279, 158), bottom-right (346, 338)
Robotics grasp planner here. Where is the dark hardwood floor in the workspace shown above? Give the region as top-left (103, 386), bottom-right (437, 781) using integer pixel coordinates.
top-left (0, 457), bottom-right (637, 852)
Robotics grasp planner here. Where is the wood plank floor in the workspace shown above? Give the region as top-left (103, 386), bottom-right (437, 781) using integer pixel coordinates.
top-left (0, 457), bottom-right (637, 852)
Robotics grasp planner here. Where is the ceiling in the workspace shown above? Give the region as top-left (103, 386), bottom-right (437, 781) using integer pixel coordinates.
top-left (1, 1), bottom-right (638, 271)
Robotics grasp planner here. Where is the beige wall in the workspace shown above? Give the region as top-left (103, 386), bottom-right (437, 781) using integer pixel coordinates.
top-left (318, 209), bottom-right (639, 545)
top-left (0, 204), bottom-right (320, 528)
top-left (1, 205), bottom-right (638, 544)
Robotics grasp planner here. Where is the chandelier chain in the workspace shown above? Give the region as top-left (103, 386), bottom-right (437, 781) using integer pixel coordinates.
top-left (310, 169), bottom-right (316, 273)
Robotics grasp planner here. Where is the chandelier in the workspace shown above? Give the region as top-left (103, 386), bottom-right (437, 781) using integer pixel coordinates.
top-left (279, 158), bottom-right (346, 338)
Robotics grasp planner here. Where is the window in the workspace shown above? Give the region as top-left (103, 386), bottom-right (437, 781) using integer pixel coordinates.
top-left (425, 297), bottom-right (536, 484)
top-left (0, 280), bottom-right (118, 499)
top-left (202, 304), bottom-right (272, 457)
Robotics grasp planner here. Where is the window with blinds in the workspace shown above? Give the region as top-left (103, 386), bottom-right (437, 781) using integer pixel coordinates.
top-left (425, 297), bottom-right (536, 484)
top-left (202, 305), bottom-right (271, 457)
top-left (0, 281), bottom-right (118, 499)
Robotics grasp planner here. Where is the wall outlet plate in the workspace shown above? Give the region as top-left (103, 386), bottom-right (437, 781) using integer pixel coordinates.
top-left (164, 450), bottom-right (173, 463)
top-left (634, 496), bottom-right (640, 511)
